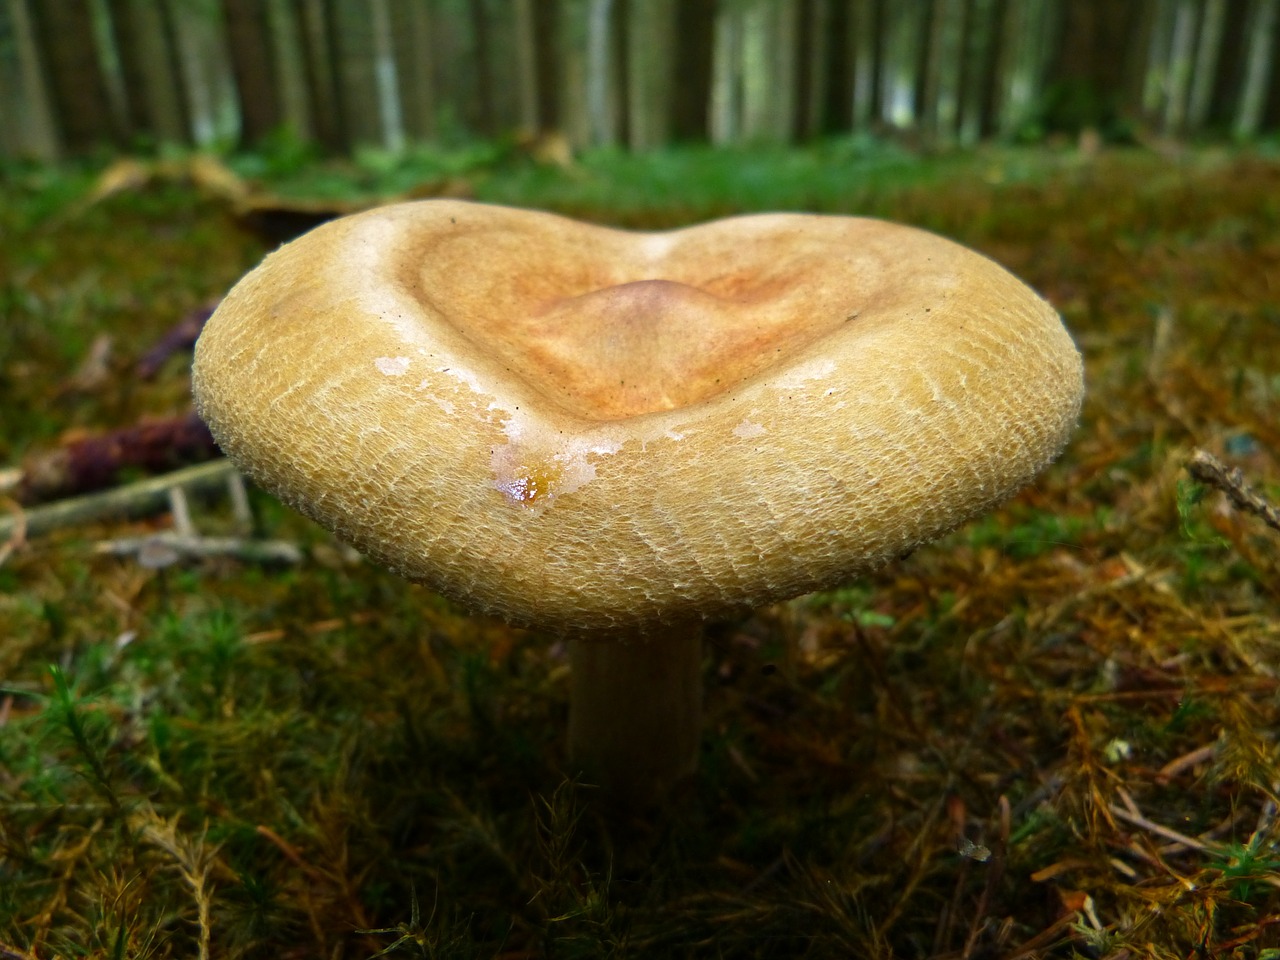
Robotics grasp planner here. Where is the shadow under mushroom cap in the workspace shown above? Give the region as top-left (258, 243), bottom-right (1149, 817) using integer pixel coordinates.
top-left (192, 200), bottom-right (1084, 633)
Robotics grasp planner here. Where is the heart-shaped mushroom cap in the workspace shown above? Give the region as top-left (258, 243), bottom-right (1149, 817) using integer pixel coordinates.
top-left (193, 200), bottom-right (1083, 632)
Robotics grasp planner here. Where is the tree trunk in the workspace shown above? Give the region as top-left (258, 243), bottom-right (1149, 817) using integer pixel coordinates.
top-left (1235, 0), bottom-right (1279, 137)
top-left (1040, 0), bottom-right (1151, 135)
top-left (792, 0), bottom-right (820, 140)
top-left (0, 0), bottom-right (60, 158)
top-left (614, 0), bottom-right (630, 144)
top-left (1162, 0), bottom-right (1198, 134)
top-left (916, 0), bottom-right (940, 136)
top-left (293, 0), bottom-right (345, 151)
top-left (368, 0), bottom-right (403, 151)
top-left (1207, 0), bottom-right (1249, 129)
top-left (483, 0), bottom-right (523, 134)
top-left (955, 0), bottom-right (988, 144)
top-left (882, 1), bottom-right (921, 128)
top-left (104, 0), bottom-right (188, 145)
top-left (996, 0), bottom-right (1027, 137)
top-left (823, 0), bottom-right (854, 134)
top-left (738, 0), bottom-right (798, 144)
top-left (0, 4), bottom-right (21, 155)
top-left (922, 0), bottom-right (963, 140)
top-left (1268, 6), bottom-right (1280, 128)
top-left (170, 0), bottom-right (238, 147)
top-left (671, 0), bottom-right (715, 141)
top-left (741, 1), bottom-right (770, 140)
top-left (1112, 0), bottom-right (1156, 130)
top-left (513, 0), bottom-right (540, 133)
top-left (263, 0), bottom-right (311, 139)
top-left (105, 0), bottom-right (149, 137)
top-left (1025, 0), bottom-right (1058, 131)
top-left (327, 0), bottom-right (383, 147)
top-left (531, 0), bottom-right (562, 134)
top-left (468, 0), bottom-right (496, 136)
top-left (223, 0), bottom-right (282, 147)
top-left (390, 0), bottom-right (435, 143)
top-left (711, 1), bottom-right (743, 144)
top-left (559, 0), bottom-right (588, 147)
top-left (975, 0), bottom-right (1007, 137)
top-left (849, 0), bottom-right (881, 130)
top-left (585, 0), bottom-right (617, 146)
top-left (26, 0), bottom-right (121, 151)
top-left (1141, 0), bottom-right (1175, 123)
top-left (627, 0), bottom-right (673, 149)
top-left (996, 0), bottom-right (1056, 137)
top-left (1186, 0), bottom-right (1227, 132)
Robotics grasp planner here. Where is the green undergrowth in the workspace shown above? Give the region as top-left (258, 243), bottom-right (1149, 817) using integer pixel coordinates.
top-left (1, 144), bottom-right (1279, 958)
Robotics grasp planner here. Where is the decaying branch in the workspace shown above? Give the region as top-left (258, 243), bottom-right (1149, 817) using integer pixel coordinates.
top-left (12, 412), bottom-right (220, 505)
top-left (1188, 449), bottom-right (1280, 535)
top-left (135, 304), bottom-right (216, 379)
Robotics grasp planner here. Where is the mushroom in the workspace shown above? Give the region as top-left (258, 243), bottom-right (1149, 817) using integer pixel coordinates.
top-left (192, 200), bottom-right (1083, 803)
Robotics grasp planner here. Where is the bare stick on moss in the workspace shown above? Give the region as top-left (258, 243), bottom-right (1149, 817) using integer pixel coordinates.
top-left (94, 532), bottom-right (303, 566)
top-left (1188, 449), bottom-right (1280, 534)
top-left (0, 459), bottom-right (238, 541)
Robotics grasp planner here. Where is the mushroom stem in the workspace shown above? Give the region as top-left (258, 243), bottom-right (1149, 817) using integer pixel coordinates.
top-left (568, 626), bottom-right (703, 803)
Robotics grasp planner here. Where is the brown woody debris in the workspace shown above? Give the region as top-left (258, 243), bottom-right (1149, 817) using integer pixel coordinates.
top-left (17, 411), bottom-right (219, 505)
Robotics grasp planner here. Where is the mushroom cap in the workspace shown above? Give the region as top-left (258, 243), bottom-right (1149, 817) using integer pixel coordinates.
top-left (192, 200), bottom-right (1083, 632)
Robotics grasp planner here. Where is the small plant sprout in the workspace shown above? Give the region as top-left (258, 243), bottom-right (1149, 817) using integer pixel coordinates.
top-left (192, 200), bottom-right (1083, 803)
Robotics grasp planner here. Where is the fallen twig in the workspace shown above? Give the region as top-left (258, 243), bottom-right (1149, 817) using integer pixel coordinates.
top-left (95, 532), bottom-right (303, 567)
top-left (1188, 449), bottom-right (1280, 535)
top-left (1108, 800), bottom-right (1218, 854)
top-left (1155, 743), bottom-right (1217, 784)
top-left (0, 459), bottom-right (238, 540)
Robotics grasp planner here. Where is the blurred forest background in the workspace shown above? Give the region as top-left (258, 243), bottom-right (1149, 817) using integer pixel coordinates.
top-left (3, 0), bottom-right (1280, 163)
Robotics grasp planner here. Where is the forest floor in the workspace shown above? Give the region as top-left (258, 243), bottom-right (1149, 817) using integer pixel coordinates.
top-left (1, 140), bottom-right (1279, 959)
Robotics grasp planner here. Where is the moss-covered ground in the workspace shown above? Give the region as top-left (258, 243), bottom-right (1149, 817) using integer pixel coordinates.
top-left (1, 141), bottom-right (1279, 958)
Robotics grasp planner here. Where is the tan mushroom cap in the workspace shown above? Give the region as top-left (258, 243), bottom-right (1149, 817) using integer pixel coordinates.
top-left (193, 200), bottom-right (1083, 633)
